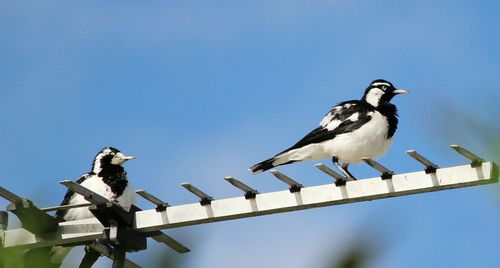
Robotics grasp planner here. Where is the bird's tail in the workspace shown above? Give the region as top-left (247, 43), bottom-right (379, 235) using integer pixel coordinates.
top-left (249, 158), bottom-right (276, 174)
top-left (249, 153), bottom-right (296, 174)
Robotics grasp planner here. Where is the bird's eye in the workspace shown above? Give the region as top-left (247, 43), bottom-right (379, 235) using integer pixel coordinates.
top-left (381, 86), bottom-right (387, 90)
top-left (110, 152), bottom-right (116, 156)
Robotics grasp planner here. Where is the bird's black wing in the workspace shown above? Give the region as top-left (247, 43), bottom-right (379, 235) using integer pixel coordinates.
top-left (55, 173), bottom-right (92, 222)
top-left (283, 101), bottom-right (374, 152)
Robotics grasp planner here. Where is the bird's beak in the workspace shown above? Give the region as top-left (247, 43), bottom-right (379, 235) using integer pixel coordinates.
top-left (122, 155), bottom-right (136, 161)
top-left (111, 153), bottom-right (136, 165)
top-left (393, 89), bottom-right (410, 95)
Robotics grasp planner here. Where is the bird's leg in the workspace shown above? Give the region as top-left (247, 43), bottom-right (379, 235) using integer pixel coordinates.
top-left (331, 157), bottom-right (349, 185)
top-left (331, 157), bottom-right (357, 182)
top-left (342, 163), bottom-right (357, 181)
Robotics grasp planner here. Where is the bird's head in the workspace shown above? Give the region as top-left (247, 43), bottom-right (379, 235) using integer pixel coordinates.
top-left (362, 79), bottom-right (409, 107)
top-left (92, 147), bottom-right (135, 174)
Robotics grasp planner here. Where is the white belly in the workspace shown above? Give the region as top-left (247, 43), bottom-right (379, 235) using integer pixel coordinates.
top-left (323, 112), bottom-right (392, 163)
top-left (63, 176), bottom-right (137, 221)
top-left (279, 112), bottom-right (393, 164)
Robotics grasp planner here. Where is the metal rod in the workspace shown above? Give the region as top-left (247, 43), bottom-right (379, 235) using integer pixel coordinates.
top-left (0, 211), bottom-right (7, 268)
top-left (0, 209), bottom-right (7, 268)
top-left (136, 189), bottom-right (169, 211)
top-left (0, 211), bottom-right (8, 231)
top-left (0, 186), bottom-right (23, 204)
top-left (60, 180), bottom-right (109, 204)
top-left (314, 163), bottom-right (348, 186)
top-left (151, 233), bottom-right (191, 253)
top-left (451, 145), bottom-right (484, 167)
top-left (224, 177), bottom-right (259, 199)
top-left (362, 158), bottom-right (394, 180)
top-left (88, 242), bottom-right (141, 268)
top-left (3, 162), bottom-right (498, 250)
top-left (80, 245), bottom-right (101, 268)
top-left (112, 244), bottom-right (127, 268)
top-left (41, 202), bottom-right (93, 212)
top-left (270, 170), bottom-right (303, 193)
top-left (181, 183), bottom-right (214, 205)
top-left (406, 150), bottom-right (439, 174)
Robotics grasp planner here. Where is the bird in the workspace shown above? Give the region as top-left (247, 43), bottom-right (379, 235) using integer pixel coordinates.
top-left (249, 79), bottom-right (409, 179)
top-left (55, 147), bottom-right (137, 222)
top-left (24, 147), bottom-right (137, 267)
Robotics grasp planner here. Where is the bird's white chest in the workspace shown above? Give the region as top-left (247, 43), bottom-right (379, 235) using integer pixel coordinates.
top-left (324, 111), bottom-right (393, 163)
top-left (63, 176), bottom-right (136, 221)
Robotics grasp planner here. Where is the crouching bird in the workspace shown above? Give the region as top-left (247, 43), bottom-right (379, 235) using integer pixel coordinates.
top-left (23, 147), bottom-right (136, 267)
top-left (249, 79), bottom-right (408, 179)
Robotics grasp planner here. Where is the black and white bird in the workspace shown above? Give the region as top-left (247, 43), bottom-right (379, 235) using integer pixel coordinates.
top-left (26, 147), bottom-right (137, 266)
top-left (249, 79), bottom-right (408, 179)
top-left (55, 147), bottom-right (136, 222)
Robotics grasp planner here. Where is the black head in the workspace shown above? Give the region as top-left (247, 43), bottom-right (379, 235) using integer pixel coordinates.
top-left (91, 147), bottom-right (135, 174)
top-left (361, 79), bottom-right (409, 107)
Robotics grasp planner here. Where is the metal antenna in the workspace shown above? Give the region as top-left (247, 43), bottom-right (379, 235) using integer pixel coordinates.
top-left (41, 202), bottom-right (93, 212)
top-left (0, 186), bottom-right (58, 235)
top-left (181, 183), bottom-right (214, 205)
top-left (362, 158), bottom-right (395, 180)
top-left (0, 145), bottom-right (498, 267)
top-left (451, 144), bottom-right (484, 167)
top-left (150, 233), bottom-right (190, 253)
top-left (136, 189), bottom-right (169, 212)
top-left (86, 242), bottom-right (141, 268)
top-left (406, 150), bottom-right (439, 174)
top-left (314, 163), bottom-right (349, 186)
top-left (270, 170), bottom-right (303, 193)
top-left (60, 180), bottom-right (109, 204)
top-left (224, 177), bottom-right (259, 199)
top-left (0, 186), bottom-right (24, 204)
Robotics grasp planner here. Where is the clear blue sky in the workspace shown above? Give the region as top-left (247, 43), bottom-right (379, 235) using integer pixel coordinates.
top-left (1, 1), bottom-right (499, 267)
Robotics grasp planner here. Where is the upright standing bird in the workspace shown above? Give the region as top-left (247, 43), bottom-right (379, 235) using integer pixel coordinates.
top-left (249, 79), bottom-right (408, 179)
top-left (24, 147), bottom-right (137, 267)
top-left (55, 147), bottom-right (137, 222)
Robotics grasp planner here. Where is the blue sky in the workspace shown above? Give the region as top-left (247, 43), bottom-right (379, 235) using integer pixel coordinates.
top-left (1, 1), bottom-right (499, 267)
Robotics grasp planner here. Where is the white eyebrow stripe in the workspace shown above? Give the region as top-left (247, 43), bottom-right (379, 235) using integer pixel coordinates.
top-left (371, 82), bottom-right (391, 87)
